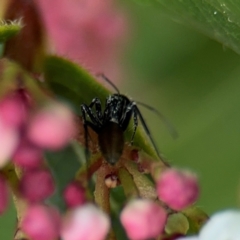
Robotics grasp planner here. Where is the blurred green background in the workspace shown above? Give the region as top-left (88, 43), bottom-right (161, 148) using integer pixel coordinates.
top-left (120, 2), bottom-right (240, 215)
top-left (1, 1), bottom-right (240, 239)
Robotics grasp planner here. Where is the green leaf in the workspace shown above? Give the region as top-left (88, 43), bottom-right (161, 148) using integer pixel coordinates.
top-left (124, 161), bottom-right (157, 199)
top-left (165, 212), bottom-right (189, 235)
top-left (43, 56), bottom-right (109, 114)
top-left (43, 55), bottom-right (160, 159)
top-left (183, 206), bottom-right (209, 234)
top-left (45, 141), bottom-right (84, 212)
top-left (138, 0), bottom-right (240, 55)
top-left (0, 20), bottom-right (22, 42)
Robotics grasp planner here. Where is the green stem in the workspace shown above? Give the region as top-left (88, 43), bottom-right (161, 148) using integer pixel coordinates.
top-left (118, 167), bottom-right (139, 199)
top-left (94, 165), bottom-right (110, 214)
top-left (123, 161), bottom-right (157, 200)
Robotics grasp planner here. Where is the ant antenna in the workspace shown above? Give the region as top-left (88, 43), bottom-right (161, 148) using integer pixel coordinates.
top-left (136, 101), bottom-right (178, 139)
top-left (97, 73), bottom-right (120, 94)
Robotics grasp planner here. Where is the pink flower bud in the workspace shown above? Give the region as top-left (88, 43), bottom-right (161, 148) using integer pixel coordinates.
top-left (63, 181), bottom-right (86, 208)
top-left (21, 204), bottom-right (61, 240)
top-left (13, 140), bottom-right (43, 169)
top-left (27, 103), bottom-right (76, 150)
top-left (120, 199), bottom-right (167, 240)
top-left (0, 175), bottom-right (9, 214)
top-left (157, 169), bottom-right (199, 210)
top-left (61, 204), bottom-right (110, 240)
top-left (19, 169), bottom-right (55, 202)
top-left (0, 119), bottom-right (19, 167)
top-left (0, 91), bottom-right (28, 128)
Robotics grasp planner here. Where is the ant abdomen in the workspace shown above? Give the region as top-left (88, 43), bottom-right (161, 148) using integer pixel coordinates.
top-left (98, 122), bottom-right (124, 165)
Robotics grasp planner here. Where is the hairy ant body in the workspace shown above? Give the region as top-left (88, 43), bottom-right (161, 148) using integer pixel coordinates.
top-left (80, 75), bottom-right (176, 165)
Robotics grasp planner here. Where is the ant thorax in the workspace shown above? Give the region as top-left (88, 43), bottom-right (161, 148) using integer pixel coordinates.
top-left (104, 94), bottom-right (131, 126)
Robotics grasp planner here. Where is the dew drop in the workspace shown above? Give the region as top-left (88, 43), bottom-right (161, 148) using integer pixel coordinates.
top-left (228, 17), bottom-right (233, 22)
top-left (214, 11), bottom-right (217, 15)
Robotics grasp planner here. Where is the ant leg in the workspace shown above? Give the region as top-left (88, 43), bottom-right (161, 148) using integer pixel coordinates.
top-left (89, 98), bottom-right (103, 122)
top-left (80, 105), bottom-right (99, 156)
top-left (134, 105), bottom-right (161, 158)
top-left (135, 101), bottom-right (178, 139)
top-left (80, 106), bottom-right (91, 162)
top-left (131, 109), bottom-right (138, 145)
top-left (120, 102), bottom-right (138, 145)
top-left (81, 104), bottom-right (101, 126)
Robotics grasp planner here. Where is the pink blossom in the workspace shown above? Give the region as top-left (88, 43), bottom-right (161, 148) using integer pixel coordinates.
top-left (61, 203), bottom-right (110, 240)
top-left (27, 103), bottom-right (76, 150)
top-left (0, 175), bottom-right (9, 214)
top-left (19, 169), bottom-right (55, 202)
top-left (0, 119), bottom-right (19, 167)
top-left (35, 0), bottom-right (127, 80)
top-left (157, 169), bottom-right (199, 210)
top-left (63, 181), bottom-right (86, 208)
top-left (13, 140), bottom-right (43, 169)
top-left (21, 204), bottom-right (61, 240)
top-left (120, 199), bottom-right (167, 240)
top-left (0, 91), bottom-right (28, 128)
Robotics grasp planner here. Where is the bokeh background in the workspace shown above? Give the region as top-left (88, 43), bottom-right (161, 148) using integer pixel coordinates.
top-left (1, 0), bottom-right (240, 239)
top-left (120, 1), bottom-right (240, 215)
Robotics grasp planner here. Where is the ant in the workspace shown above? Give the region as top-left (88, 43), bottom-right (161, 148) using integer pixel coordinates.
top-left (80, 74), bottom-right (176, 165)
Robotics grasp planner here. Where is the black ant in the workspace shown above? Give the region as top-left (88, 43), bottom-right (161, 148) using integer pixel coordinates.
top-left (80, 74), bottom-right (176, 165)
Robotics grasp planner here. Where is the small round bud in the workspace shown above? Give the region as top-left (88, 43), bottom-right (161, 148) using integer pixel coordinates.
top-left (21, 204), bottom-right (61, 240)
top-left (27, 103), bottom-right (76, 150)
top-left (61, 204), bottom-right (110, 240)
top-left (157, 169), bottom-right (199, 210)
top-left (0, 119), bottom-right (19, 167)
top-left (63, 181), bottom-right (86, 208)
top-left (0, 175), bottom-right (9, 214)
top-left (0, 91), bottom-right (28, 128)
top-left (13, 140), bottom-right (43, 169)
top-left (19, 169), bottom-right (55, 202)
top-left (120, 199), bottom-right (167, 240)
top-left (105, 174), bottom-right (118, 188)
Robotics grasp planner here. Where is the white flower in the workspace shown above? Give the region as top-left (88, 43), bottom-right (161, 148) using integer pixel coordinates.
top-left (199, 209), bottom-right (240, 240)
top-left (176, 209), bottom-right (240, 240)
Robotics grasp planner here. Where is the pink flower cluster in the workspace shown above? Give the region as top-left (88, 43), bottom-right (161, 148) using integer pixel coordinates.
top-left (0, 89), bottom-right (76, 211)
top-left (0, 91), bottom-right (200, 240)
top-left (20, 203), bottom-right (110, 240)
top-left (19, 167), bottom-right (200, 240)
top-left (120, 168), bottom-right (199, 240)
top-left (0, 89), bottom-right (76, 169)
